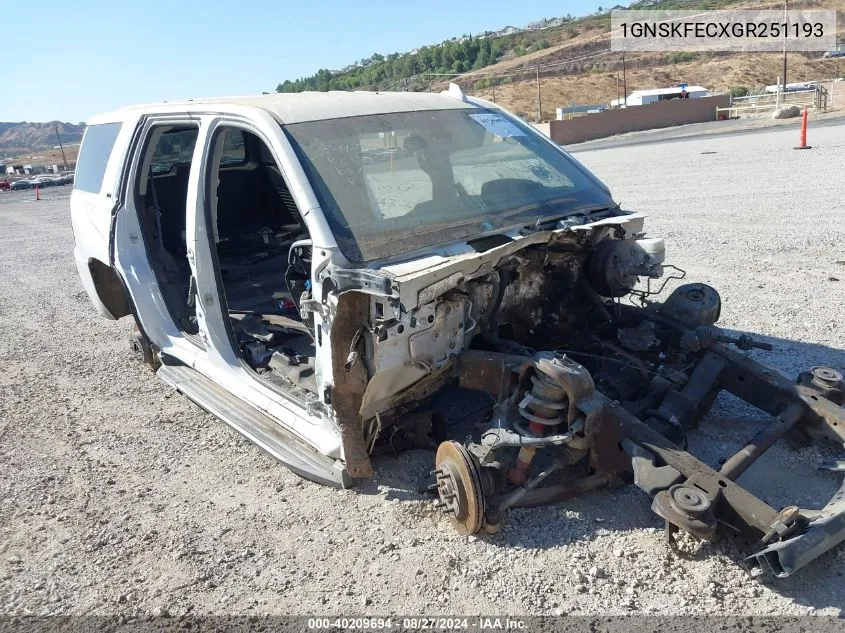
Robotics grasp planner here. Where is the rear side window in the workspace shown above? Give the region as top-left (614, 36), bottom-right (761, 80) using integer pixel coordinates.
top-left (219, 130), bottom-right (247, 166)
top-left (74, 123), bottom-right (122, 193)
top-left (150, 129), bottom-right (198, 174)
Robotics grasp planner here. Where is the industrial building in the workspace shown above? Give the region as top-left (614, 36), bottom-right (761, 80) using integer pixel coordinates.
top-left (610, 85), bottom-right (709, 107)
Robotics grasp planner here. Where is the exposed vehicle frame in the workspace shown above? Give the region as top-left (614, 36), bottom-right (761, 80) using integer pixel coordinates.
top-left (71, 86), bottom-right (845, 578)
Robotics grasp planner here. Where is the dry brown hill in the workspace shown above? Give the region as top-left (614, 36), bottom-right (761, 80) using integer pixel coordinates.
top-left (448, 0), bottom-right (845, 120)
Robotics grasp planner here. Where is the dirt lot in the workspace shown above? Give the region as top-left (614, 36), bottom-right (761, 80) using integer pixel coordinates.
top-left (1, 122), bottom-right (844, 619)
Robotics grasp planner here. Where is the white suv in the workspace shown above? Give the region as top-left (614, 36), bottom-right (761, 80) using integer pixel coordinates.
top-left (71, 87), bottom-right (845, 576)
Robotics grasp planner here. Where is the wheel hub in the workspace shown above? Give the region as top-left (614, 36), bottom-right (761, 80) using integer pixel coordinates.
top-left (433, 441), bottom-right (485, 535)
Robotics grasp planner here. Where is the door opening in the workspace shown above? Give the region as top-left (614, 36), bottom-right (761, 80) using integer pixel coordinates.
top-left (207, 127), bottom-right (316, 396)
top-left (136, 124), bottom-right (200, 335)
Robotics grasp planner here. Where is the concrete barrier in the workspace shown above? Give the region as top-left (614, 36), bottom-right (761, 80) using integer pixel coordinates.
top-left (531, 122), bottom-right (551, 137)
top-left (549, 95), bottom-right (731, 145)
top-left (831, 80), bottom-right (845, 110)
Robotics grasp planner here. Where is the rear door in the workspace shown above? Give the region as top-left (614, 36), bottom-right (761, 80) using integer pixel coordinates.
top-left (70, 118), bottom-right (137, 318)
top-left (110, 115), bottom-right (207, 367)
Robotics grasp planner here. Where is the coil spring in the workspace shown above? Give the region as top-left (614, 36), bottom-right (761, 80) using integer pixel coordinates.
top-left (518, 367), bottom-right (567, 429)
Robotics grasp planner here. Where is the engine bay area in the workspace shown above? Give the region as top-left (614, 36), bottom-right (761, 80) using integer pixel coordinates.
top-left (327, 221), bottom-right (845, 579)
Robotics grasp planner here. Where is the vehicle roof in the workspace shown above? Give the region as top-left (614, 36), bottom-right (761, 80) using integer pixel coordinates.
top-left (89, 91), bottom-right (478, 125)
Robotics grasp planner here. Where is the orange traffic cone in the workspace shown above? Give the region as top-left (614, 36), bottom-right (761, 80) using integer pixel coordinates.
top-left (35, 185), bottom-right (40, 201)
top-left (794, 106), bottom-right (812, 150)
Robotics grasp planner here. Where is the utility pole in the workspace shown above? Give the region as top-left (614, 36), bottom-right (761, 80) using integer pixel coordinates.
top-left (55, 126), bottom-right (68, 171)
top-left (782, 0), bottom-right (788, 95)
top-left (622, 53), bottom-right (628, 107)
top-left (616, 72), bottom-right (620, 107)
top-left (535, 65), bottom-right (542, 122)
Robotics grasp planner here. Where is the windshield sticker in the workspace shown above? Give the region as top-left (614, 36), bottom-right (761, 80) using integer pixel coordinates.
top-left (468, 113), bottom-right (526, 138)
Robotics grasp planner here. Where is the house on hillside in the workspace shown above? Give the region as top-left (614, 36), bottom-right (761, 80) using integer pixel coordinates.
top-left (525, 17), bottom-right (567, 30)
top-left (610, 85), bottom-right (709, 107)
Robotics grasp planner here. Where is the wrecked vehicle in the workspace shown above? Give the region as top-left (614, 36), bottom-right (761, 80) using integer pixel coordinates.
top-left (71, 86), bottom-right (845, 578)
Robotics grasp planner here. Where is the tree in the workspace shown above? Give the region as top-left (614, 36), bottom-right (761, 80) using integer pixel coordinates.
top-left (474, 48), bottom-right (490, 69)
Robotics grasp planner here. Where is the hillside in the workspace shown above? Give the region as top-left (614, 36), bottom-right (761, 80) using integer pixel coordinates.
top-left (0, 122), bottom-right (85, 157)
top-left (275, 0), bottom-right (845, 120)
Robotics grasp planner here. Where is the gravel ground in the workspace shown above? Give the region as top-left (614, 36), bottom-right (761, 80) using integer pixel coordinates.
top-left (1, 123), bottom-right (845, 619)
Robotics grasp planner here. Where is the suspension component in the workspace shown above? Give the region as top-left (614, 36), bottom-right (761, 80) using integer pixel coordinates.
top-left (508, 365), bottom-right (569, 485)
top-left (434, 441), bottom-right (498, 535)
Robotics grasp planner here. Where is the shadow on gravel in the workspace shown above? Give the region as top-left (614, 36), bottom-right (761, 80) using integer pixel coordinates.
top-left (363, 333), bottom-right (844, 605)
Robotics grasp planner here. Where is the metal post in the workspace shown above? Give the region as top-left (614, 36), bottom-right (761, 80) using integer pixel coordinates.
top-left (55, 126), bottom-right (68, 171)
top-left (622, 53), bottom-right (628, 107)
top-left (616, 72), bottom-right (620, 107)
top-left (782, 0), bottom-right (788, 95)
top-left (492, 84), bottom-right (496, 104)
top-left (535, 65), bottom-right (542, 122)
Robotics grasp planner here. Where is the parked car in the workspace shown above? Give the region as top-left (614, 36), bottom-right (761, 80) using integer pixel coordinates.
top-left (71, 88), bottom-right (845, 578)
top-left (10, 179), bottom-right (32, 190)
top-left (0, 180), bottom-right (10, 191)
top-left (30, 176), bottom-right (53, 188)
top-left (823, 50), bottom-right (845, 58)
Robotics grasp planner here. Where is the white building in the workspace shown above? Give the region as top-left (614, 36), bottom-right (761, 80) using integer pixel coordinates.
top-left (610, 85), bottom-right (709, 107)
top-left (764, 81), bottom-right (817, 94)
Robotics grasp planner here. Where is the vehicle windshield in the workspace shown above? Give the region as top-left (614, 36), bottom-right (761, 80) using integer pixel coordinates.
top-left (284, 108), bottom-right (615, 263)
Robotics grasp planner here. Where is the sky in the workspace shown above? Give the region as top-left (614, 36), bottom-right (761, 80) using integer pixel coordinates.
top-left (0, 0), bottom-right (606, 123)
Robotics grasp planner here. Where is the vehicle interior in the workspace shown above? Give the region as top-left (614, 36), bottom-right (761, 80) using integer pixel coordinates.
top-left (206, 128), bottom-right (316, 397)
top-left (136, 124), bottom-right (200, 336)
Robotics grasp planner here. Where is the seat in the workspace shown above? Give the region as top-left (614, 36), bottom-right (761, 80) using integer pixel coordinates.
top-left (257, 144), bottom-right (303, 233)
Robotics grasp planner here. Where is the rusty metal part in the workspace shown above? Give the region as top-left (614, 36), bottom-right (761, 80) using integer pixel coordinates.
top-left (584, 339), bottom-right (845, 575)
top-left (680, 325), bottom-right (774, 353)
top-left (434, 441), bottom-right (485, 535)
top-left (486, 472), bottom-right (611, 525)
top-left (591, 396), bottom-right (782, 540)
top-left (480, 426), bottom-right (573, 448)
top-left (652, 484), bottom-right (718, 541)
top-left (759, 505), bottom-right (802, 545)
top-left (644, 351), bottom-right (725, 441)
top-left (456, 350), bottom-right (525, 402)
top-left (798, 366), bottom-right (844, 405)
top-left (719, 402), bottom-right (805, 481)
top-left (535, 354), bottom-right (596, 425)
top-left (433, 305), bottom-right (845, 576)
top-left (129, 324), bottom-right (161, 370)
top-left (712, 344), bottom-right (845, 446)
top-left (809, 366), bottom-right (843, 390)
top-left (508, 441), bottom-right (539, 485)
top-left (748, 478), bottom-right (845, 577)
top-left (622, 439), bottom-right (682, 495)
top-left (328, 292), bottom-right (373, 478)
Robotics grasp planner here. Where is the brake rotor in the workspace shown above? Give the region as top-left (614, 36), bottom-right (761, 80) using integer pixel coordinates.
top-left (433, 441), bottom-right (485, 535)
